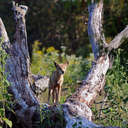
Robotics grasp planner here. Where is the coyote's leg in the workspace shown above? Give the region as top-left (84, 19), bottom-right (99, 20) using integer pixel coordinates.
top-left (58, 85), bottom-right (62, 103)
top-left (55, 87), bottom-right (59, 104)
top-left (52, 88), bottom-right (56, 104)
top-left (48, 88), bottom-right (52, 104)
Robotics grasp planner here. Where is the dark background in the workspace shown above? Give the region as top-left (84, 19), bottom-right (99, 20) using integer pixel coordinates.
top-left (0, 0), bottom-right (128, 58)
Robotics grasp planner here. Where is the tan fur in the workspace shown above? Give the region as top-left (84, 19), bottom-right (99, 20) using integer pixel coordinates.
top-left (48, 61), bottom-right (68, 104)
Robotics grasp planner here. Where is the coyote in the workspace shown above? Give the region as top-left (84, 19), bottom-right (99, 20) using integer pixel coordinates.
top-left (48, 61), bottom-right (69, 104)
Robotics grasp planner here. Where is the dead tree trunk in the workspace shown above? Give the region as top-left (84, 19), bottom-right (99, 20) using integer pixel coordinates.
top-left (62, 1), bottom-right (128, 127)
top-left (0, 2), bottom-right (39, 128)
top-left (0, 0), bottom-right (128, 128)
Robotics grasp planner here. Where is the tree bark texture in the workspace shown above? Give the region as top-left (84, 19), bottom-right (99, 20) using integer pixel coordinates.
top-left (30, 74), bottom-right (49, 97)
top-left (88, 0), bottom-right (107, 59)
top-left (0, 2), bottom-right (39, 128)
top-left (0, 0), bottom-right (128, 128)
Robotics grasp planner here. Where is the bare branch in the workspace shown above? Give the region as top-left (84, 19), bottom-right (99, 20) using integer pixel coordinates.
top-left (0, 18), bottom-right (9, 42)
top-left (106, 26), bottom-right (128, 51)
top-left (0, 18), bottom-right (11, 52)
top-left (12, 1), bottom-right (29, 57)
top-left (88, 0), bottom-right (107, 59)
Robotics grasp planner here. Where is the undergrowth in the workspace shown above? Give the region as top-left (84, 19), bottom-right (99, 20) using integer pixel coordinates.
top-left (31, 41), bottom-right (128, 127)
top-left (0, 39), bottom-right (12, 128)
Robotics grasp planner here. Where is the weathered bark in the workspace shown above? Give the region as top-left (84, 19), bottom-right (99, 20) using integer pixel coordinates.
top-left (0, 0), bottom-right (128, 128)
top-left (0, 2), bottom-right (39, 128)
top-left (88, 0), bottom-right (107, 59)
top-left (60, 1), bottom-right (108, 127)
top-left (106, 26), bottom-right (128, 51)
top-left (30, 74), bottom-right (49, 96)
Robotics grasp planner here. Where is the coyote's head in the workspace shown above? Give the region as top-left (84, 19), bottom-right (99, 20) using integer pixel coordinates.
top-left (54, 61), bottom-right (69, 75)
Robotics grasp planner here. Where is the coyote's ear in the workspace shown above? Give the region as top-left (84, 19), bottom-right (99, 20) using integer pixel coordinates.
top-left (54, 61), bottom-right (59, 68)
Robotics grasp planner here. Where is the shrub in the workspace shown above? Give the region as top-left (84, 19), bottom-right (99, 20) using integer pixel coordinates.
top-left (0, 39), bottom-right (12, 128)
top-left (92, 49), bottom-right (128, 127)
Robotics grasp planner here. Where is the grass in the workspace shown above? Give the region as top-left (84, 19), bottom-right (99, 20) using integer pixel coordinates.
top-left (38, 84), bottom-right (80, 104)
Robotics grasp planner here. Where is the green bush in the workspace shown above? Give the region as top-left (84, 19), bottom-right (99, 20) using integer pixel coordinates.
top-left (92, 49), bottom-right (128, 127)
top-left (0, 39), bottom-right (12, 128)
top-left (40, 104), bottom-right (66, 128)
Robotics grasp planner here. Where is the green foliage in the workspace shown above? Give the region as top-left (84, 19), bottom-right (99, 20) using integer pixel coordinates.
top-left (0, 39), bottom-right (12, 128)
top-left (2, 118), bottom-right (12, 128)
top-left (1, 0), bottom-right (128, 58)
top-left (0, 0), bottom-right (92, 57)
top-left (104, 0), bottom-right (128, 38)
top-left (72, 120), bottom-right (83, 128)
top-left (92, 48), bottom-right (128, 127)
top-left (0, 0), bottom-right (128, 58)
top-left (40, 104), bottom-right (66, 128)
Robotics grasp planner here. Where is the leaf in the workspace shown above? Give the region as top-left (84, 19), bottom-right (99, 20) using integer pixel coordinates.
top-left (3, 117), bottom-right (12, 128)
top-left (123, 97), bottom-right (128, 104)
top-left (72, 122), bottom-right (77, 127)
